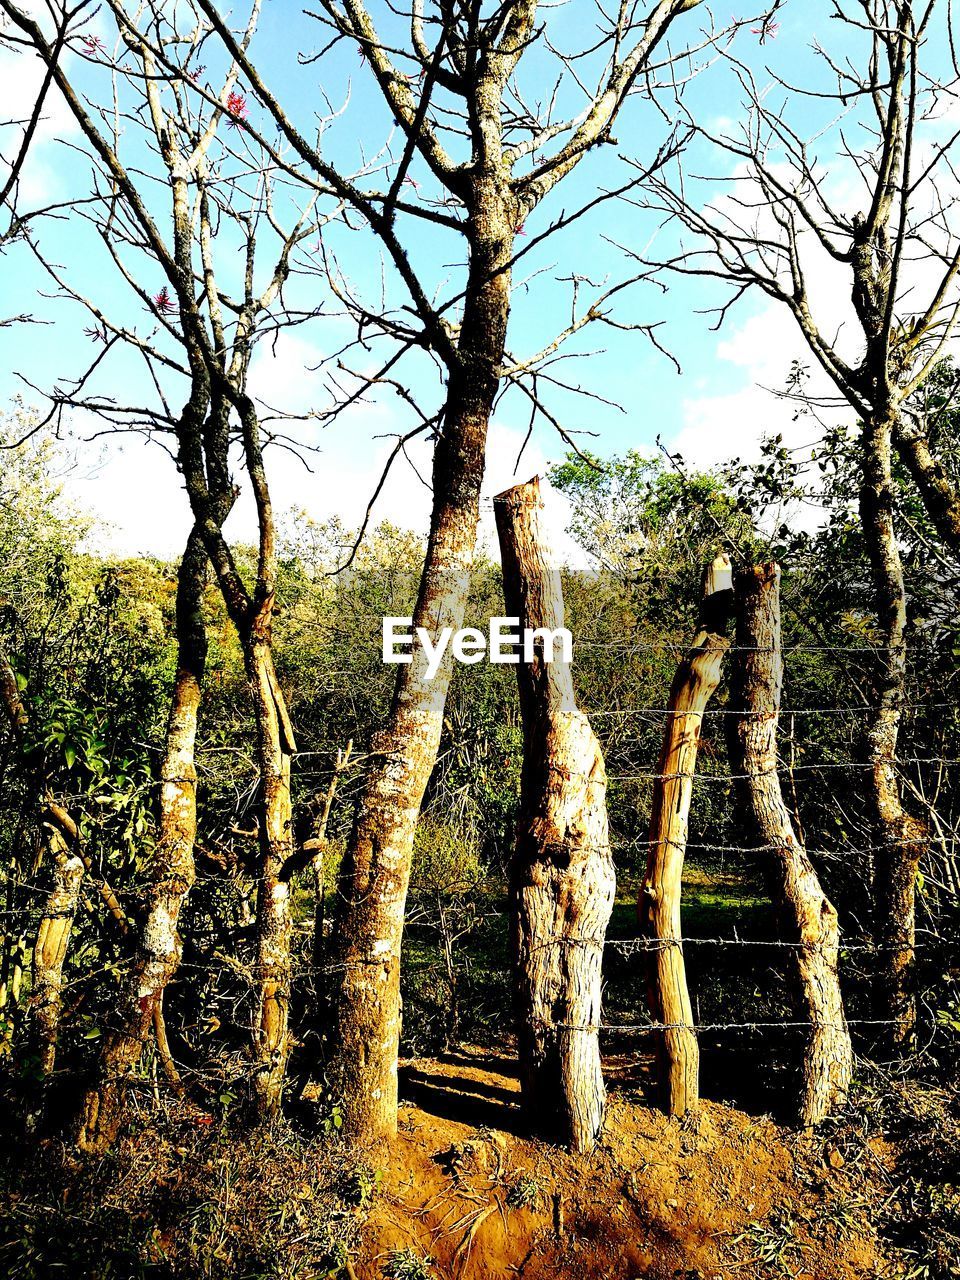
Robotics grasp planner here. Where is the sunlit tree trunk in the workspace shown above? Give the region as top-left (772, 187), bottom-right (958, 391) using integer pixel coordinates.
top-left (861, 412), bottom-right (926, 1051)
top-left (77, 527), bottom-right (207, 1152)
top-left (728, 563), bottom-right (853, 1125)
top-left (247, 639), bottom-right (295, 1115)
top-left (301, 741), bottom-right (352, 970)
top-left (31, 810), bottom-right (84, 1080)
top-left (329, 208), bottom-right (515, 1143)
top-left (894, 415), bottom-right (960, 557)
top-left (495, 477), bottom-right (615, 1153)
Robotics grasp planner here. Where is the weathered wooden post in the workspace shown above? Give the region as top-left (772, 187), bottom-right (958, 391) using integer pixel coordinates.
top-left (494, 476), bottom-right (615, 1153)
top-left (727, 563), bottom-right (853, 1126)
top-left (305, 740), bottom-right (353, 968)
top-left (640, 554), bottom-right (733, 1116)
top-left (32, 811), bottom-right (85, 1078)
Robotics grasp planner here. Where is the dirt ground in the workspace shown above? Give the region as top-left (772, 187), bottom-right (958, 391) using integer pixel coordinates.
top-left (0, 1043), bottom-right (900, 1279)
top-left (356, 1047), bottom-right (883, 1280)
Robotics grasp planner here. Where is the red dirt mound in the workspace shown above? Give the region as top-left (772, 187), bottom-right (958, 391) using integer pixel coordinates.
top-left (357, 1047), bottom-right (882, 1279)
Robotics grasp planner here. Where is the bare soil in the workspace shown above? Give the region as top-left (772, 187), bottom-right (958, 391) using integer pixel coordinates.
top-left (0, 1045), bottom-right (896, 1279)
top-left (357, 1046), bottom-right (882, 1279)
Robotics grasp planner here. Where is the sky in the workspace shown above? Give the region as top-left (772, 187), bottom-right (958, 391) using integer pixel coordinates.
top-left (2, 0), bottom-right (951, 563)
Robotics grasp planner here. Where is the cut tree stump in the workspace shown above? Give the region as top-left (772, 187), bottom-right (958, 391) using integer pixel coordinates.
top-left (640, 554), bottom-right (733, 1116)
top-left (727, 563), bottom-right (853, 1127)
top-left (494, 476), bottom-right (615, 1153)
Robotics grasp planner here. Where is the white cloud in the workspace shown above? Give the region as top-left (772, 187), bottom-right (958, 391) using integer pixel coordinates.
top-left (67, 395), bottom-right (585, 568)
top-left (673, 303), bottom-right (851, 470)
top-left (671, 214), bottom-right (860, 470)
top-left (0, 7), bottom-right (84, 204)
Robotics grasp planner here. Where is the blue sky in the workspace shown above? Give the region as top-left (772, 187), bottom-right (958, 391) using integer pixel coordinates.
top-left (0, 1), bottom-right (922, 558)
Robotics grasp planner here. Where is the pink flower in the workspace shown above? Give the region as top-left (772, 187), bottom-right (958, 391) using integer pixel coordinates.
top-left (153, 286), bottom-right (176, 316)
top-left (751, 17), bottom-right (780, 42)
top-left (81, 35), bottom-right (105, 55)
top-left (226, 91), bottom-right (248, 126)
top-left (514, 223), bottom-right (526, 236)
top-left (186, 64), bottom-right (206, 83)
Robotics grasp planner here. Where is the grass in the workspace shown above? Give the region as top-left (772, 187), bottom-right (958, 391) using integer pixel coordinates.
top-left (505, 1172), bottom-right (546, 1211)
top-left (731, 1210), bottom-right (809, 1277)
top-left (383, 1247), bottom-right (434, 1279)
top-left (0, 1117), bottom-right (363, 1280)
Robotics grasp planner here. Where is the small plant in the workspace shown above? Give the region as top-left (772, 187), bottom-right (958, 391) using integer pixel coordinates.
top-left (506, 1172), bottom-right (545, 1211)
top-left (383, 1246), bottom-right (434, 1279)
top-left (341, 1163), bottom-right (383, 1211)
top-left (816, 1193), bottom-right (870, 1237)
top-left (731, 1210), bottom-right (809, 1277)
top-left (319, 1100), bottom-right (344, 1138)
top-left (318, 1238), bottom-right (349, 1279)
top-left (894, 1179), bottom-right (960, 1280)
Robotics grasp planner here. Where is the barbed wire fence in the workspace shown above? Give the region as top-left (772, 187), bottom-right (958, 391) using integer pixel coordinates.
top-left (0, 620), bottom-right (957, 1110)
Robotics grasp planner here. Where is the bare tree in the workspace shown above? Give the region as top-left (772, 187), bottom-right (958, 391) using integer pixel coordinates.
top-left (0, 0), bottom-right (95, 329)
top-left (641, 553), bottom-right (732, 1116)
top-left (0, 0), bottom-right (347, 1142)
top-left (642, 0), bottom-right (960, 1048)
top-left (76, 530), bottom-right (209, 1150)
top-left (4, 0), bottom-right (753, 1141)
top-left (185, 0), bottom-right (725, 1143)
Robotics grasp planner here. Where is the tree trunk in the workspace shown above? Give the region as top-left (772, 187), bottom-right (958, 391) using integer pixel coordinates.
top-left (727, 563), bottom-right (853, 1126)
top-left (328, 202), bottom-right (515, 1144)
top-left (494, 477), bottom-right (615, 1153)
top-left (893, 414), bottom-right (960, 558)
top-left (31, 808), bottom-right (84, 1078)
top-left (860, 412), bottom-right (926, 1051)
top-left (77, 527), bottom-right (207, 1153)
top-left (247, 639), bottom-right (295, 1117)
top-left (639, 555), bottom-right (732, 1117)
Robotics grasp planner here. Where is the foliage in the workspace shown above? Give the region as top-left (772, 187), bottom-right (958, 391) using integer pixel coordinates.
top-left (0, 416), bottom-right (956, 1278)
top-left (383, 1248), bottom-right (434, 1280)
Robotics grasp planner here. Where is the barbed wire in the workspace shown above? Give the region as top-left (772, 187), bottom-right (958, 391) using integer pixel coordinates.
top-left (583, 702), bottom-right (957, 717)
top-left (607, 758), bottom-right (960, 783)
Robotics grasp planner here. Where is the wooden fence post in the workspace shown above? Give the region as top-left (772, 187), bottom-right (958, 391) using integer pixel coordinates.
top-left (727, 563), bottom-right (853, 1126)
top-left (494, 476), bottom-right (615, 1153)
top-left (640, 554), bottom-right (733, 1116)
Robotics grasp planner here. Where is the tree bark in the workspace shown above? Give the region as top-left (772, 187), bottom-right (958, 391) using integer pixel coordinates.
top-left (860, 412), bottom-right (927, 1051)
top-left (494, 476), bottom-right (615, 1153)
top-left (77, 526), bottom-right (207, 1152)
top-left (727, 563), bottom-right (853, 1126)
top-left (328, 198), bottom-right (515, 1144)
top-left (893, 414), bottom-right (960, 559)
top-left (31, 808), bottom-right (84, 1079)
top-left (247, 639), bottom-right (295, 1116)
top-left (639, 555), bottom-right (732, 1117)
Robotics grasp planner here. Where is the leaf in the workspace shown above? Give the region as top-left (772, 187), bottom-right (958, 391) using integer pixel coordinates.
top-left (64, 744), bottom-right (77, 769)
